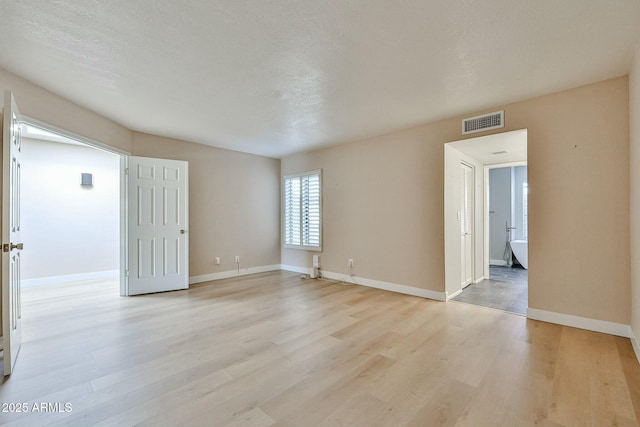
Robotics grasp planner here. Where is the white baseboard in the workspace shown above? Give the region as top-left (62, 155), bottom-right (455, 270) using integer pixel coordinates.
top-left (280, 264), bottom-right (313, 275)
top-left (445, 278), bottom-right (482, 301)
top-left (318, 270), bottom-right (446, 301)
top-left (631, 329), bottom-right (640, 364)
top-left (446, 289), bottom-right (463, 300)
top-left (527, 308), bottom-right (632, 338)
top-left (189, 264), bottom-right (281, 285)
top-left (490, 259), bottom-right (508, 266)
top-left (21, 270), bottom-right (119, 288)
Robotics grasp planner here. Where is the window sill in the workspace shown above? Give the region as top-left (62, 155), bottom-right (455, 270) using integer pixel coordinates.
top-left (284, 244), bottom-right (322, 252)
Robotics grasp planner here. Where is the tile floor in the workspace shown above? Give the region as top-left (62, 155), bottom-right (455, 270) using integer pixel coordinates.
top-left (452, 265), bottom-right (528, 315)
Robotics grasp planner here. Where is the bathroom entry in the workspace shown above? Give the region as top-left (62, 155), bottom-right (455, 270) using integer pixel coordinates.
top-left (444, 129), bottom-right (528, 315)
top-left (488, 165), bottom-right (528, 269)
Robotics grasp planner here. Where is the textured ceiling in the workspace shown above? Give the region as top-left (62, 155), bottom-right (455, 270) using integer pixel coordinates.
top-left (449, 129), bottom-right (527, 165)
top-left (1, 1), bottom-right (639, 158)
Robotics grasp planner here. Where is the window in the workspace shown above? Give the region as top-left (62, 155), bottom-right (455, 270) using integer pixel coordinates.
top-left (523, 182), bottom-right (528, 240)
top-left (283, 170), bottom-right (321, 250)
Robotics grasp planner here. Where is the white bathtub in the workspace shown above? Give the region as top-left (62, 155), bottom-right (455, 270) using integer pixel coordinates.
top-left (510, 240), bottom-right (528, 269)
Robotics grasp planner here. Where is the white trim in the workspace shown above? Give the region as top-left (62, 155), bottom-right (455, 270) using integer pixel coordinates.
top-left (631, 329), bottom-right (640, 364)
top-left (490, 259), bottom-right (508, 266)
top-left (527, 308), bottom-right (632, 338)
top-left (280, 264), bottom-right (313, 275)
top-left (485, 161), bottom-right (528, 169)
top-left (460, 161), bottom-right (476, 296)
top-left (473, 276), bottom-right (486, 284)
top-left (446, 289), bottom-right (463, 300)
top-left (283, 169), bottom-right (323, 180)
top-left (120, 156), bottom-right (128, 296)
top-left (318, 270), bottom-right (447, 301)
top-left (21, 115), bottom-right (131, 156)
top-left (189, 265), bottom-right (281, 285)
top-left (21, 270), bottom-right (119, 288)
top-left (283, 244), bottom-right (323, 252)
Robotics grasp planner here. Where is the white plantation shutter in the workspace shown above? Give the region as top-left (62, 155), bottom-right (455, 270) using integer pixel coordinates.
top-left (284, 177), bottom-right (301, 246)
top-left (284, 170), bottom-right (322, 250)
top-left (302, 174), bottom-right (320, 247)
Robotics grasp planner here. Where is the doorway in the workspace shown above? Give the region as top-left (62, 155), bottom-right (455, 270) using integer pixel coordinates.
top-left (20, 123), bottom-right (121, 292)
top-left (454, 162), bottom-right (528, 314)
top-left (444, 129), bottom-right (528, 314)
top-left (17, 116), bottom-right (190, 298)
top-left (3, 92), bottom-right (189, 375)
top-left (16, 122), bottom-right (123, 363)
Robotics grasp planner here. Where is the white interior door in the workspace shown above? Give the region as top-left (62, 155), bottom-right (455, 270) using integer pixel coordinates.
top-left (126, 156), bottom-right (188, 295)
top-left (2, 91), bottom-right (23, 376)
top-left (460, 162), bottom-right (474, 288)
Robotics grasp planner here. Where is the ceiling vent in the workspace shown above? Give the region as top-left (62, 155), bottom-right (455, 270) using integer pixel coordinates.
top-left (462, 110), bottom-right (504, 135)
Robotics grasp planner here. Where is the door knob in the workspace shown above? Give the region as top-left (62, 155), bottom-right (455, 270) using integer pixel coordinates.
top-left (180, 229), bottom-right (186, 235)
top-left (3, 242), bottom-right (23, 252)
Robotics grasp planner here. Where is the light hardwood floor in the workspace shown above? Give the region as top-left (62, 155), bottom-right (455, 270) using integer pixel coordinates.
top-left (1, 271), bottom-right (639, 426)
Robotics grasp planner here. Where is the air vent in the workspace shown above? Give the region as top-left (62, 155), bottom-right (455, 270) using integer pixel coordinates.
top-left (462, 110), bottom-right (504, 135)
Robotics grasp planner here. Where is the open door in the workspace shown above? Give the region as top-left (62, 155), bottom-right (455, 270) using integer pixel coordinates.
top-left (125, 156), bottom-right (189, 295)
top-left (460, 162), bottom-right (474, 288)
top-left (2, 91), bottom-right (23, 376)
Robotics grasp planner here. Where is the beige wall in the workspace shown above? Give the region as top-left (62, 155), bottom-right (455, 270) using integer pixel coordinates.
top-left (0, 68), bottom-right (132, 153)
top-left (525, 77), bottom-right (629, 324)
top-left (132, 133), bottom-right (281, 277)
top-left (630, 44), bottom-right (640, 344)
top-left (282, 123), bottom-right (448, 289)
top-left (282, 76), bottom-right (631, 324)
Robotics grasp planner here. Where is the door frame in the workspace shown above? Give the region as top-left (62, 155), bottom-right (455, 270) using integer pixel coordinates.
top-left (484, 161), bottom-right (527, 275)
top-left (20, 116), bottom-right (130, 295)
top-left (460, 160), bottom-right (475, 289)
top-left (443, 144), bottom-right (484, 299)
top-left (443, 129), bottom-right (528, 301)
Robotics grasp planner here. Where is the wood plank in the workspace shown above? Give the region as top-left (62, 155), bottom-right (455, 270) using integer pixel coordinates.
top-left (0, 271), bottom-right (638, 426)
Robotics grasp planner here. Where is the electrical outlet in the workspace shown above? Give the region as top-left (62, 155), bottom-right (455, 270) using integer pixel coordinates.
top-left (215, 257), bottom-right (220, 265)
top-left (349, 259), bottom-right (354, 269)
top-left (235, 256), bottom-right (240, 263)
